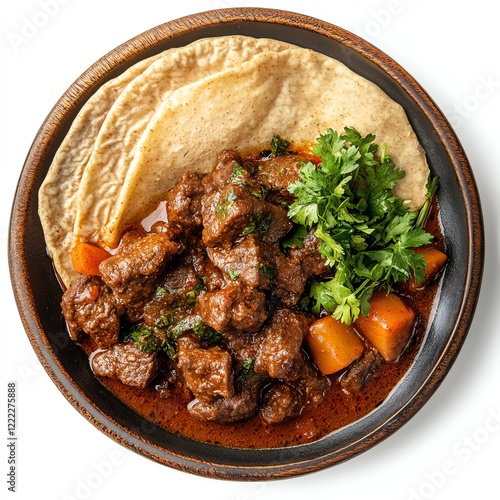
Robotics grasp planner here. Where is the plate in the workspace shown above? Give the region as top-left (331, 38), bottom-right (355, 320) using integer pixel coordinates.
top-left (8, 8), bottom-right (483, 480)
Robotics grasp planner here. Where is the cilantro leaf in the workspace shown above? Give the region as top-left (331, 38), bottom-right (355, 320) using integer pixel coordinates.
top-left (281, 224), bottom-right (308, 249)
top-left (261, 135), bottom-right (291, 157)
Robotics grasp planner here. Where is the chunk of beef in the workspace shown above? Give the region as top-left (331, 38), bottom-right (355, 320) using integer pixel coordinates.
top-left (260, 381), bottom-right (303, 424)
top-left (225, 331), bottom-right (265, 373)
top-left (201, 184), bottom-right (257, 247)
top-left (176, 336), bottom-right (233, 403)
top-left (287, 229), bottom-right (329, 278)
top-left (99, 233), bottom-right (179, 318)
top-left (142, 288), bottom-right (177, 328)
top-left (260, 203), bottom-right (293, 244)
top-left (261, 232), bottom-right (328, 308)
top-left (295, 356), bottom-right (328, 406)
top-left (264, 245), bottom-right (307, 307)
top-left (188, 375), bottom-right (263, 423)
top-left (165, 172), bottom-right (204, 233)
top-left (254, 309), bottom-right (310, 381)
top-left (149, 220), bottom-right (183, 241)
top-left (91, 342), bottom-right (158, 389)
top-left (61, 275), bottom-right (121, 348)
top-left (190, 248), bottom-right (225, 292)
top-left (161, 260), bottom-right (200, 297)
top-left (207, 236), bottom-right (273, 289)
top-left (202, 150), bottom-right (242, 192)
top-left (197, 282), bottom-right (269, 333)
top-left (201, 184), bottom-right (292, 247)
top-left (254, 154), bottom-right (304, 202)
top-left (203, 150), bottom-right (261, 194)
top-left (340, 348), bottom-right (383, 393)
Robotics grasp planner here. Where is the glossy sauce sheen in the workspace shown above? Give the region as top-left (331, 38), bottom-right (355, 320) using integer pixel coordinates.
top-left (82, 200), bottom-right (444, 449)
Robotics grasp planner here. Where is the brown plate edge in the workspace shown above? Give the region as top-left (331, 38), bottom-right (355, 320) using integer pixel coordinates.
top-left (8, 7), bottom-right (484, 480)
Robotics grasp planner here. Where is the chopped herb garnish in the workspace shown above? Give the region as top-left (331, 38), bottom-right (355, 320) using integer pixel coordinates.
top-left (169, 315), bottom-right (222, 346)
top-left (185, 279), bottom-right (207, 305)
top-left (242, 223), bottom-right (256, 235)
top-left (288, 127), bottom-right (435, 324)
top-left (155, 285), bottom-right (168, 299)
top-left (126, 325), bottom-right (163, 354)
top-left (415, 174), bottom-right (439, 228)
top-left (215, 189), bottom-right (237, 219)
top-left (155, 314), bottom-right (174, 329)
top-left (126, 315), bottom-right (221, 359)
top-left (243, 209), bottom-right (272, 238)
top-left (237, 358), bottom-right (254, 383)
top-left (256, 262), bottom-right (276, 283)
top-left (227, 269), bottom-right (241, 281)
top-left (230, 161), bottom-right (246, 186)
top-left (281, 223), bottom-right (308, 249)
top-left (260, 135), bottom-right (291, 157)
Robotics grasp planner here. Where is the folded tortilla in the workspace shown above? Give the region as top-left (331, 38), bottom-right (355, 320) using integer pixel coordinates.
top-left (72, 36), bottom-right (294, 254)
top-left (102, 47), bottom-right (429, 247)
top-left (38, 51), bottom-right (165, 287)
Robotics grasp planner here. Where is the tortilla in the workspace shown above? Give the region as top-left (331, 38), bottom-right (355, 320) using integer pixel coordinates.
top-left (102, 47), bottom-right (429, 247)
top-left (72, 36), bottom-right (294, 253)
top-left (38, 51), bottom-right (165, 287)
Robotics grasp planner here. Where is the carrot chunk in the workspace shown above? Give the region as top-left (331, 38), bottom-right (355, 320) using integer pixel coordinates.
top-left (70, 242), bottom-right (111, 276)
top-left (306, 315), bottom-right (364, 375)
top-left (355, 290), bottom-right (415, 362)
top-left (407, 247), bottom-right (448, 291)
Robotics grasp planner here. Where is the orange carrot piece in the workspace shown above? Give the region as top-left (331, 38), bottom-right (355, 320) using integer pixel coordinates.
top-left (407, 247), bottom-right (448, 291)
top-left (70, 242), bottom-right (111, 276)
top-left (306, 315), bottom-right (364, 375)
top-left (355, 290), bottom-right (415, 362)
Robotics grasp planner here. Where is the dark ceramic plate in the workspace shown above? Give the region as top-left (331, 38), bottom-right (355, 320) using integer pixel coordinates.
top-left (9, 8), bottom-right (483, 480)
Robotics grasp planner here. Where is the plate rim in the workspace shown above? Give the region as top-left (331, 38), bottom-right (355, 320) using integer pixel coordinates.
top-left (8, 7), bottom-right (484, 480)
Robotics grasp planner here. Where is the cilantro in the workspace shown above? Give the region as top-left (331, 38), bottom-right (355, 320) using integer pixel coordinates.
top-left (155, 314), bottom-right (174, 329)
top-left (126, 325), bottom-right (163, 354)
top-left (155, 285), bottom-right (168, 299)
top-left (226, 269), bottom-right (241, 281)
top-left (230, 161), bottom-right (246, 186)
top-left (237, 358), bottom-right (254, 383)
top-left (260, 135), bottom-right (291, 157)
top-left (185, 279), bottom-right (207, 305)
top-left (242, 210), bottom-right (272, 238)
top-left (288, 127), bottom-right (436, 324)
top-left (415, 174), bottom-right (439, 228)
top-left (215, 189), bottom-right (237, 219)
top-left (281, 224), bottom-right (308, 249)
top-left (168, 315), bottom-right (222, 346)
top-left (256, 262), bottom-right (276, 283)
top-left (126, 315), bottom-right (222, 359)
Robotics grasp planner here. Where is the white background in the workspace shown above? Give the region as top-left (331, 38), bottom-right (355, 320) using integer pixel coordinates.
top-left (2, 1), bottom-right (499, 499)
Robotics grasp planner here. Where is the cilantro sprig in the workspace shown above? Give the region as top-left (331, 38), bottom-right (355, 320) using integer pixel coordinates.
top-left (287, 127), bottom-right (436, 325)
top-left (126, 315), bottom-right (222, 359)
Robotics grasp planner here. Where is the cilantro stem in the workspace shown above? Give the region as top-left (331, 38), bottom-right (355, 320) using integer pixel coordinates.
top-left (416, 175), bottom-right (438, 228)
